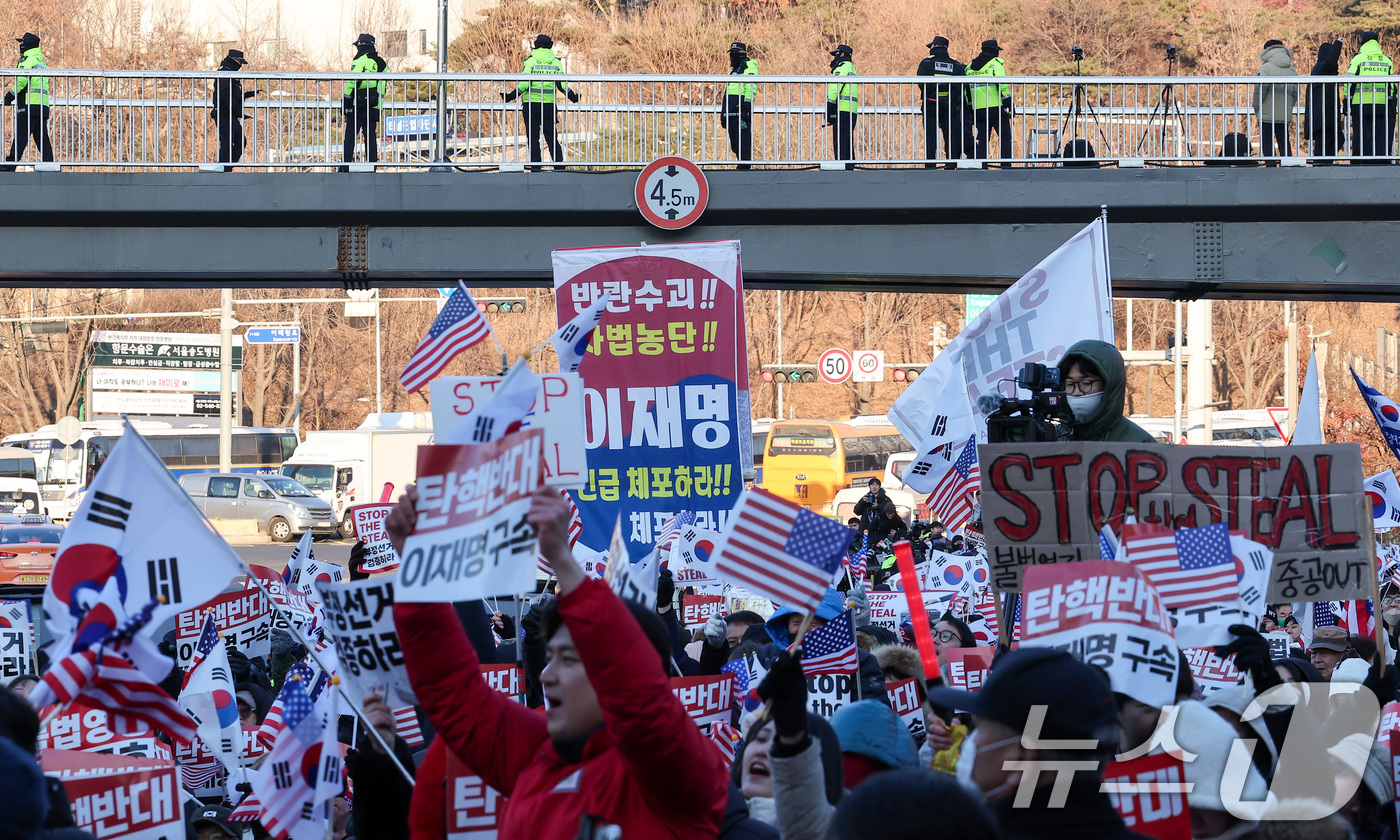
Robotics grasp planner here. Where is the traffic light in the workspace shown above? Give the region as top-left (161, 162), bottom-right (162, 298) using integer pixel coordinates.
top-left (760, 367), bottom-right (818, 383)
top-left (891, 365), bottom-right (926, 382)
top-left (478, 298), bottom-right (527, 314)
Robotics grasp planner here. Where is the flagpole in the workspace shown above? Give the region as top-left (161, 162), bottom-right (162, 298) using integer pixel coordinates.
top-left (238, 562), bottom-right (415, 787)
top-left (1099, 205), bottom-right (1113, 315)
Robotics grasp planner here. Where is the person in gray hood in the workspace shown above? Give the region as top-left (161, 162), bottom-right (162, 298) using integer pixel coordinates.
top-left (1254, 39), bottom-right (1300, 159)
top-left (1056, 340), bottom-right (1154, 443)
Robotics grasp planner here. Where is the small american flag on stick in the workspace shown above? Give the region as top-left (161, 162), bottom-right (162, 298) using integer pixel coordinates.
top-left (800, 610), bottom-right (858, 675)
top-left (399, 282), bottom-right (494, 393)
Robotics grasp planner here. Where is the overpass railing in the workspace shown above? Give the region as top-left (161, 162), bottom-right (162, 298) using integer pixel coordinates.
top-left (0, 69), bottom-right (1394, 171)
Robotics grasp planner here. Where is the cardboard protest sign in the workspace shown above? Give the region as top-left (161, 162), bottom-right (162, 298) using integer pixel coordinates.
top-left (682, 594), bottom-right (725, 629)
top-left (726, 586), bottom-right (772, 618)
top-left (981, 442), bottom-right (1370, 601)
top-left (1379, 702), bottom-right (1400, 749)
top-left (1022, 561), bottom-right (1180, 709)
top-left (316, 575), bottom-right (415, 707)
top-left (0, 598), bottom-right (33, 679)
top-left (398, 429), bottom-right (545, 602)
top-left (350, 503), bottom-right (401, 573)
top-left (671, 675), bottom-right (734, 732)
top-left (945, 647), bottom-right (994, 691)
top-left (39, 701), bottom-right (171, 760)
top-left (431, 373), bottom-right (587, 489)
top-left (1182, 647), bottom-right (1241, 695)
top-left (887, 677), bottom-right (925, 743)
top-left (1103, 753), bottom-right (1192, 840)
top-left (174, 589), bottom-right (272, 666)
top-left (42, 750), bottom-right (182, 840)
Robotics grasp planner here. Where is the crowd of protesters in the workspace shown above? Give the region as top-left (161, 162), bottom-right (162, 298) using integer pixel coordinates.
top-left (2, 482), bottom-right (1398, 840)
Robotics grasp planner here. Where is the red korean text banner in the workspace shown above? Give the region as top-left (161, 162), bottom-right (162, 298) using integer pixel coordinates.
top-left (174, 588), bottom-right (272, 665)
top-left (1102, 753), bottom-right (1192, 840)
top-left (42, 749), bottom-right (183, 840)
top-left (945, 647), bottom-right (994, 691)
top-left (444, 664), bottom-right (524, 839)
top-left (670, 674), bottom-right (734, 731)
top-left (682, 593), bottom-right (725, 629)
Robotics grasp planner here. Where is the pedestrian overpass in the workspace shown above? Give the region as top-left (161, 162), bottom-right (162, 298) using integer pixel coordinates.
top-left (2, 166), bottom-right (1398, 300)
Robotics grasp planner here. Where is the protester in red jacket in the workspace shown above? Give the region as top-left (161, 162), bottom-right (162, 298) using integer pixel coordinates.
top-left (389, 485), bottom-right (727, 840)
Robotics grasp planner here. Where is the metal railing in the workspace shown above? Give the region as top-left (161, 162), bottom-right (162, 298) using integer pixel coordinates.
top-left (0, 69), bottom-right (1395, 171)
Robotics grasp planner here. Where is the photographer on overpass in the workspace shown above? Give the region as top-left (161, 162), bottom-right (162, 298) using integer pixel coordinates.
top-left (1057, 340), bottom-right (1155, 443)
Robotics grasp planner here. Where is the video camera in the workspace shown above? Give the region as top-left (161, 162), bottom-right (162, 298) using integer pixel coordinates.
top-left (982, 362), bottom-right (1077, 444)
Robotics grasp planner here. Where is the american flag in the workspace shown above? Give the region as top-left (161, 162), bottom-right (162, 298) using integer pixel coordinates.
top-left (1313, 601), bottom-right (1337, 630)
top-left (1338, 600), bottom-right (1375, 639)
top-left (708, 721), bottom-right (740, 767)
top-left (656, 510), bottom-right (696, 556)
top-left (257, 662), bottom-right (327, 750)
top-left (177, 752), bottom-right (224, 791)
top-left (228, 791), bottom-right (263, 822)
top-left (1098, 525), bottom-right (1120, 560)
top-left (182, 612), bottom-right (218, 690)
top-left (845, 533), bottom-right (870, 590)
top-left (538, 489), bottom-right (583, 575)
top-left (393, 706), bottom-right (423, 748)
top-left (399, 282), bottom-right (494, 393)
top-left (251, 679), bottom-right (333, 839)
top-left (1122, 522), bottom-right (1239, 609)
top-left (800, 610), bottom-right (858, 676)
top-left (924, 436), bottom-right (980, 530)
top-left (973, 588), bottom-right (998, 643)
top-left (721, 654), bottom-right (766, 713)
top-left (713, 489), bottom-right (853, 613)
top-left (36, 649), bottom-right (197, 744)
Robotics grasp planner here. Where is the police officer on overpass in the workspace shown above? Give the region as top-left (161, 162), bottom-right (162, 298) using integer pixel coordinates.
top-left (1346, 30), bottom-right (1396, 163)
top-left (342, 33), bottom-right (386, 170)
top-left (967, 39), bottom-right (1013, 167)
top-left (2, 32), bottom-right (54, 172)
top-left (502, 34), bottom-right (579, 172)
top-left (722, 42), bottom-right (757, 170)
top-left (917, 36), bottom-right (972, 169)
top-left (826, 44), bottom-right (859, 169)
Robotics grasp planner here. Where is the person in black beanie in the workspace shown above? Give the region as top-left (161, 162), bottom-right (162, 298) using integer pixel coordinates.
top-left (1306, 38), bottom-right (1346, 163)
top-left (917, 36), bottom-right (971, 169)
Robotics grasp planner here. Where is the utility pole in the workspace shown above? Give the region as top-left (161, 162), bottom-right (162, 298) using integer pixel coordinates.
top-left (1185, 298), bottom-right (1214, 445)
top-left (775, 291), bottom-right (783, 420)
top-left (293, 305), bottom-right (302, 438)
top-left (435, 0), bottom-right (449, 164)
top-left (1283, 301), bottom-right (1297, 439)
top-left (219, 288), bottom-right (234, 472)
top-left (1172, 301), bottom-right (1183, 444)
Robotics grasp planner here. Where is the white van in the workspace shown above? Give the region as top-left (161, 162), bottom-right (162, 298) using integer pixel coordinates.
top-left (0, 447), bottom-right (45, 516)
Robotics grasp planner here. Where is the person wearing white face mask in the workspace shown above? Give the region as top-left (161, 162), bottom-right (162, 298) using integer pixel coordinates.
top-left (1056, 340), bottom-right (1155, 443)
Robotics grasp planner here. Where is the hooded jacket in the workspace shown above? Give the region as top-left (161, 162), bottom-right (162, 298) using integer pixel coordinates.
top-left (1056, 340), bottom-right (1154, 443)
top-left (759, 590), bottom-right (889, 704)
top-left (994, 774), bottom-right (1152, 840)
top-left (829, 698), bottom-right (919, 772)
top-left (1254, 44), bottom-right (1300, 123)
top-left (1348, 38), bottom-right (1397, 105)
top-left (1306, 40), bottom-right (1345, 134)
top-left (395, 579), bottom-right (727, 840)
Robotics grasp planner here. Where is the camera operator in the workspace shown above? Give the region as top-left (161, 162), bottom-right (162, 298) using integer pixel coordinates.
top-left (853, 477), bottom-right (909, 543)
top-left (1057, 340), bottom-right (1154, 443)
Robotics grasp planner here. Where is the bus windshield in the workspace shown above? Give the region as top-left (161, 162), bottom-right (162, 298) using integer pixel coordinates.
top-left (767, 424), bottom-right (838, 456)
top-left (26, 440), bottom-right (82, 484)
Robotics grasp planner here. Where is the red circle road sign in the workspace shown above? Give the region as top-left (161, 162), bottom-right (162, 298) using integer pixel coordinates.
top-left (817, 348), bottom-right (852, 384)
top-left (635, 156), bottom-right (709, 230)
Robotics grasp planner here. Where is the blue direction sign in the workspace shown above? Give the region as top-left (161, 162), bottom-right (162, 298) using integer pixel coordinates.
top-left (245, 327), bottom-right (301, 344)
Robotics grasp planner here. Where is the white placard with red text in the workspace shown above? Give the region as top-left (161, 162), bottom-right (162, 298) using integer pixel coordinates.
top-left (351, 503), bottom-right (401, 572)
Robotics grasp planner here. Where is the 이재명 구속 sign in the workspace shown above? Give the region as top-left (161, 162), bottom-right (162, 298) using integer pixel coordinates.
top-left (980, 442), bottom-right (1370, 601)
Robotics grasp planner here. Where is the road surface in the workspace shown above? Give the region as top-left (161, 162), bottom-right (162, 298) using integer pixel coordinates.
top-left (234, 538), bottom-right (355, 573)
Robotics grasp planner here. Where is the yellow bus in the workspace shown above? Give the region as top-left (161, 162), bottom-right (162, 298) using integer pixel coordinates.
top-left (757, 418), bottom-right (910, 514)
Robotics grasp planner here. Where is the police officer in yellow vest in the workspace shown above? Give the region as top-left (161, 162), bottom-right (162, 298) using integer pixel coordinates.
top-left (1346, 30), bottom-right (1396, 163)
top-left (342, 33), bottom-right (386, 170)
top-left (502, 34), bottom-right (578, 172)
top-left (722, 42), bottom-right (757, 170)
top-left (967, 39), bottom-right (1013, 168)
top-left (826, 44), bottom-right (858, 169)
top-left (2, 32), bottom-right (53, 172)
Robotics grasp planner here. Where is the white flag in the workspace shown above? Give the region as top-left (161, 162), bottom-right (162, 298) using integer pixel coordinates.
top-left (901, 373), bottom-right (977, 494)
top-left (441, 357), bottom-right (542, 445)
top-left (1366, 470), bottom-right (1400, 532)
top-left (285, 530), bottom-right (344, 602)
top-left (550, 292), bottom-right (610, 374)
top-left (44, 425), bottom-right (244, 653)
top-left (1292, 352), bottom-right (1322, 445)
top-left (889, 219), bottom-right (1113, 446)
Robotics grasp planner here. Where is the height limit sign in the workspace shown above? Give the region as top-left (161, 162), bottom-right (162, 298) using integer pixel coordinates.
top-left (635, 156), bottom-right (709, 230)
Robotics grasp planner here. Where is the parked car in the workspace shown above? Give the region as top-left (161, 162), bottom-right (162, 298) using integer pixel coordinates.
top-left (179, 473), bottom-right (336, 542)
top-left (0, 520), bottom-right (63, 593)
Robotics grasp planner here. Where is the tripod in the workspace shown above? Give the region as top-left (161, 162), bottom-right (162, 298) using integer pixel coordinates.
top-left (1137, 52), bottom-right (1193, 158)
top-left (1057, 54), bottom-right (1111, 159)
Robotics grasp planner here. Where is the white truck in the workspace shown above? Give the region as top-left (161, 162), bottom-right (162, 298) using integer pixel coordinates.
top-left (279, 412), bottom-right (433, 538)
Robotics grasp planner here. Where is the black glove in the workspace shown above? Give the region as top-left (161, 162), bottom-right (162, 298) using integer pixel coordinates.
top-left (1214, 624), bottom-right (1281, 693)
top-left (244, 90), bottom-right (256, 99)
top-left (826, 102), bottom-right (838, 121)
top-left (520, 594), bottom-right (551, 645)
top-left (493, 611), bottom-right (517, 641)
top-left (1365, 653), bottom-right (1398, 705)
top-left (756, 649), bottom-right (808, 739)
top-left (656, 568), bottom-right (675, 610)
top-left (2, 91), bottom-right (13, 106)
top-left (502, 89), bottom-right (518, 103)
top-left (566, 89), bottom-right (579, 103)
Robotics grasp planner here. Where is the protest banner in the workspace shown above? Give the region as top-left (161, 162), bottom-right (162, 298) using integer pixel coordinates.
top-left (431, 373), bottom-right (588, 488)
top-left (245, 565), bottom-right (315, 630)
top-left (174, 589), bottom-right (272, 666)
top-left (397, 429), bottom-right (545, 602)
top-left (553, 241), bottom-right (750, 560)
top-left (0, 598), bottom-right (33, 679)
top-left (1103, 753), bottom-right (1192, 840)
top-left (1022, 560), bottom-right (1179, 709)
top-left (1379, 702), bottom-right (1400, 748)
top-left (445, 664), bottom-right (523, 839)
top-left (980, 442), bottom-right (1370, 601)
top-left (890, 218), bottom-right (1113, 445)
top-left (480, 664), bottom-right (524, 700)
top-left (350, 503), bottom-right (401, 573)
top-left (1264, 630), bottom-right (1294, 660)
top-left (807, 670), bottom-right (859, 718)
top-left (682, 593), bottom-right (725, 629)
top-left (316, 575), bottom-right (415, 707)
top-left (887, 677), bottom-right (925, 743)
top-left (174, 736), bottom-right (227, 794)
top-left (41, 749), bottom-right (182, 840)
top-left (945, 647), bottom-right (994, 691)
top-left (725, 585), bottom-right (772, 618)
top-left (670, 675), bottom-right (734, 732)
top-left (1182, 647), bottom-right (1241, 695)
top-left (39, 700), bottom-right (171, 760)
top-left (866, 591), bottom-right (908, 632)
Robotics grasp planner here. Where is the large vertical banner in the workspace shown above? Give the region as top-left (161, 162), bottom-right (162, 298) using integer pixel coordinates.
top-left (553, 241), bottom-right (749, 560)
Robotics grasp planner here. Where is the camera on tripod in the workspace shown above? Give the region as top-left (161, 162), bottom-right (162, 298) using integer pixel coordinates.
top-left (1072, 45), bottom-right (1084, 62)
top-left (1165, 44), bottom-right (1178, 61)
top-left (983, 363), bottom-right (1077, 444)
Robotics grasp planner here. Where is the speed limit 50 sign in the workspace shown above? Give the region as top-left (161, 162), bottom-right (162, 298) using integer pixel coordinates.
top-left (818, 348), bottom-right (852, 384)
top-left (635, 156), bottom-right (709, 230)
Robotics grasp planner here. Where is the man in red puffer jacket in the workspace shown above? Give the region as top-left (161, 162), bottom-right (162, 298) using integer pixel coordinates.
top-left (389, 485), bottom-right (727, 840)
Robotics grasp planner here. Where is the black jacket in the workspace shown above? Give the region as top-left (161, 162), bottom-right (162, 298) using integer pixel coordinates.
top-left (853, 490), bottom-right (895, 530)
top-left (917, 48), bottom-right (968, 106)
top-left (1306, 39), bottom-right (1345, 134)
top-left (719, 782), bottom-right (781, 840)
top-left (212, 60), bottom-right (252, 122)
top-left (994, 775), bottom-right (1155, 840)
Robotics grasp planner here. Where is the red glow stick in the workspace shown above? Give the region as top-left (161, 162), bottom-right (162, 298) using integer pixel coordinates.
top-left (379, 483), bottom-right (395, 503)
top-left (894, 540), bottom-right (942, 684)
